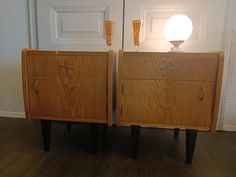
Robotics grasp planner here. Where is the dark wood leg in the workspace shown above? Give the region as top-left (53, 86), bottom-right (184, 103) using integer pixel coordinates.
top-left (131, 125), bottom-right (141, 159)
top-left (174, 128), bottom-right (180, 139)
top-left (186, 129), bottom-right (198, 164)
top-left (90, 123), bottom-right (99, 155)
top-left (103, 124), bottom-right (108, 133)
top-left (66, 121), bottom-right (71, 132)
top-left (40, 120), bottom-right (51, 152)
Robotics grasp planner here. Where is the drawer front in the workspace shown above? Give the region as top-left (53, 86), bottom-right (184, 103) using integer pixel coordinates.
top-left (26, 54), bottom-right (108, 79)
top-left (26, 54), bottom-right (67, 76)
top-left (72, 55), bottom-right (108, 80)
top-left (121, 55), bottom-right (218, 81)
top-left (120, 80), bottom-right (215, 129)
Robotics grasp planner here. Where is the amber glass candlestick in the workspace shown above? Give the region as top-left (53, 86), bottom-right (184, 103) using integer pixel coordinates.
top-left (105, 21), bottom-right (115, 50)
top-left (132, 20), bottom-right (143, 51)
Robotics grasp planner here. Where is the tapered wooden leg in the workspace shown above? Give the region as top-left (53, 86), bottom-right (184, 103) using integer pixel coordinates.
top-left (90, 123), bottom-right (99, 155)
top-left (174, 128), bottom-right (180, 139)
top-left (66, 121), bottom-right (71, 132)
top-left (131, 125), bottom-right (141, 159)
top-left (40, 120), bottom-right (51, 152)
top-left (186, 129), bottom-right (198, 164)
top-left (103, 124), bottom-right (108, 133)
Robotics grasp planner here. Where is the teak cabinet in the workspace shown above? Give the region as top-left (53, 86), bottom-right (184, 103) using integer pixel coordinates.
top-left (22, 49), bottom-right (224, 163)
top-left (117, 51), bottom-right (224, 163)
top-left (117, 51), bottom-right (223, 131)
top-left (22, 49), bottom-right (113, 125)
top-left (22, 49), bottom-right (113, 152)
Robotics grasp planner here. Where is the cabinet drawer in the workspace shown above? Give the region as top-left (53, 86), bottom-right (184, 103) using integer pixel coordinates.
top-left (26, 54), bottom-right (108, 79)
top-left (121, 54), bottom-right (218, 81)
top-left (72, 55), bottom-right (108, 80)
top-left (26, 54), bottom-right (64, 76)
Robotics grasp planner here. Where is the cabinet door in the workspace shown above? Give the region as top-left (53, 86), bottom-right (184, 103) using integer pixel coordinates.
top-left (69, 56), bottom-right (108, 122)
top-left (120, 80), bottom-right (215, 129)
top-left (36, 0), bottom-right (123, 51)
top-left (28, 77), bottom-right (69, 120)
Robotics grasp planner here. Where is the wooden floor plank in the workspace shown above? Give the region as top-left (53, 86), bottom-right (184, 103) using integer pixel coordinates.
top-left (198, 132), bottom-right (236, 177)
top-left (0, 118), bottom-right (235, 177)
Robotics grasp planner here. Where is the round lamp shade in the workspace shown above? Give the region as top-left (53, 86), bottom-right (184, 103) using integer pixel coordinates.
top-left (164, 14), bottom-right (193, 41)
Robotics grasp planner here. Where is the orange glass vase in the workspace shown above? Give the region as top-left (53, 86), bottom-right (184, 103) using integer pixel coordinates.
top-left (105, 21), bottom-right (115, 48)
top-left (132, 20), bottom-right (143, 51)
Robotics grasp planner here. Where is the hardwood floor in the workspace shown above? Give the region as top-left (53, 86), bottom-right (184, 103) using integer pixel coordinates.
top-left (0, 117), bottom-right (235, 177)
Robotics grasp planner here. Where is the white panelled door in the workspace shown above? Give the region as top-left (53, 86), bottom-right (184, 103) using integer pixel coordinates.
top-left (124, 0), bottom-right (228, 52)
top-left (36, 0), bottom-right (123, 51)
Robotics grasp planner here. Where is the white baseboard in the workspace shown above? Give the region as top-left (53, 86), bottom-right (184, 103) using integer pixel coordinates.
top-left (223, 124), bottom-right (236, 131)
top-left (0, 111), bottom-right (25, 118)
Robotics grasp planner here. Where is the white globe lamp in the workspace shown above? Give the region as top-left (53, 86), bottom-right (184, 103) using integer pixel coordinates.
top-left (164, 14), bottom-right (193, 52)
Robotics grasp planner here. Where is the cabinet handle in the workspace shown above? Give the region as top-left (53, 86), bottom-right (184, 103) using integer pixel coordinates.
top-left (120, 105), bottom-right (123, 117)
top-left (121, 83), bottom-right (125, 96)
top-left (32, 80), bottom-right (39, 94)
top-left (58, 64), bottom-right (73, 69)
top-left (160, 67), bottom-right (176, 71)
top-left (200, 86), bottom-right (205, 101)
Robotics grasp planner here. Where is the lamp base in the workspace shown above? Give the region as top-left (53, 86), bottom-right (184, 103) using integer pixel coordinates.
top-left (169, 40), bottom-right (184, 52)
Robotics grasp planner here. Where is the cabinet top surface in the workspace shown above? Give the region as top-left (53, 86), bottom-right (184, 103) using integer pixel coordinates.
top-left (120, 51), bottom-right (223, 58)
top-left (23, 49), bottom-right (111, 56)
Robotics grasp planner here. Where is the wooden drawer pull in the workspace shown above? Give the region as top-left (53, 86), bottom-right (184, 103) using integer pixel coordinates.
top-left (32, 80), bottom-right (39, 94)
top-left (200, 86), bottom-right (205, 101)
top-left (160, 67), bottom-right (176, 71)
top-left (58, 64), bottom-right (73, 69)
top-left (122, 83), bottom-right (125, 96)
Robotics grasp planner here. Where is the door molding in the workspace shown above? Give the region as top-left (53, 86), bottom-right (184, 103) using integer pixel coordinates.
top-left (28, 0), bottom-right (38, 49)
top-left (218, 0), bottom-right (236, 131)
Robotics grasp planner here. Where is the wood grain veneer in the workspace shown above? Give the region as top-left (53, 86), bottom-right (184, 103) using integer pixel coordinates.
top-left (122, 53), bottom-right (218, 81)
top-left (22, 49), bottom-right (114, 125)
top-left (117, 51), bottom-right (224, 131)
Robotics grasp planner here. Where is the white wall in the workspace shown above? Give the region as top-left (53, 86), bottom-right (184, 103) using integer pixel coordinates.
top-left (220, 0), bottom-right (236, 131)
top-left (0, 0), bottom-right (29, 117)
top-left (124, 0), bottom-right (227, 52)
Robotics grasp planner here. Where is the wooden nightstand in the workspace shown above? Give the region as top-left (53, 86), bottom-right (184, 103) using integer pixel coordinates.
top-left (117, 51), bottom-right (224, 164)
top-left (22, 49), bottom-right (114, 153)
